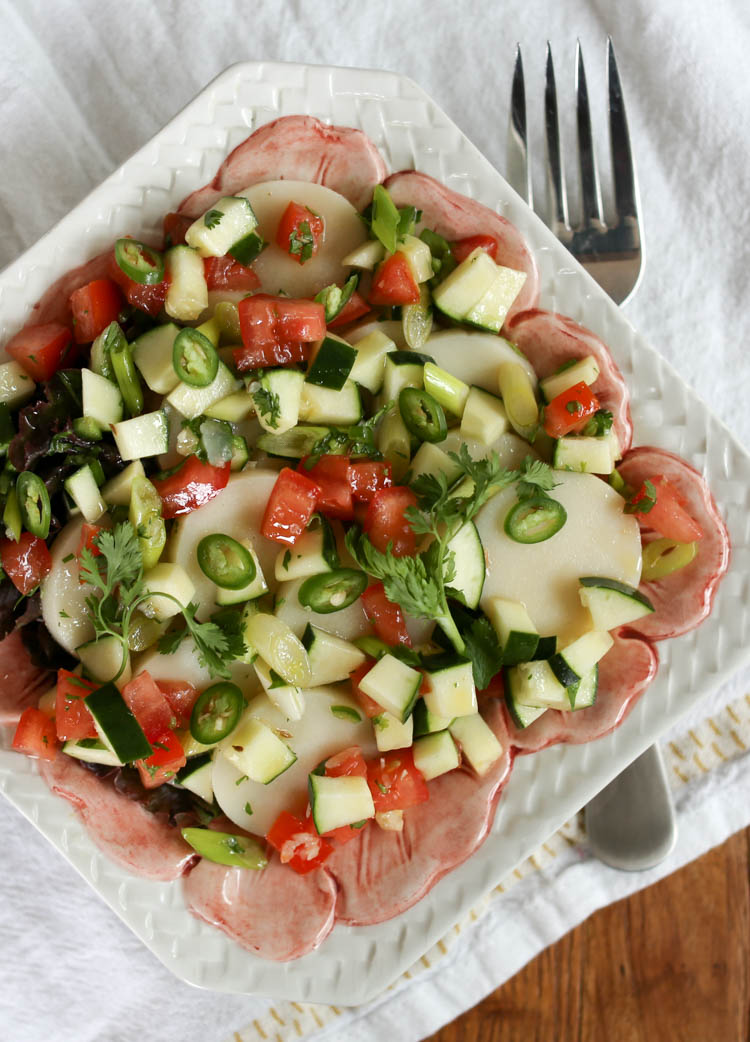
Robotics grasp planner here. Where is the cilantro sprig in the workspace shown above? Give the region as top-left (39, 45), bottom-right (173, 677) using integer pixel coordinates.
top-left (347, 446), bottom-right (536, 652)
top-left (79, 522), bottom-right (238, 680)
top-left (252, 385), bottom-right (282, 430)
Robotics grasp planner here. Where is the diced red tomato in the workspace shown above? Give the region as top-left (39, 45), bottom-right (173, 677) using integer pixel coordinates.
top-left (348, 460), bottom-right (392, 503)
top-left (324, 746), bottom-right (368, 778)
top-left (0, 533), bottom-right (52, 595)
top-left (363, 486), bottom-right (418, 556)
top-left (235, 294), bottom-right (326, 370)
top-left (69, 278), bottom-right (123, 344)
top-left (135, 729), bottom-right (186, 789)
top-left (299, 455), bottom-right (353, 520)
top-left (478, 670), bottom-right (504, 706)
top-left (323, 821), bottom-right (369, 845)
top-left (76, 523), bottom-right (102, 563)
top-left (276, 201), bottom-right (325, 264)
top-left (543, 381), bottom-right (600, 439)
top-left (55, 669), bottom-right (98, 742)
top-left (327, 290), bottom-right (371, 328)
top-left (203, 255), bottom-right (260, 292)
top-left (366, 749), bottom-right (429, 813)
top-left (107, 250), bottom-right (167, 318)
top-left (361, 583), bottom-right (412, 647)
top-left (162, 212), bottom-right (193, 247)
top-left (156, 680), bottom-right (199, 729)
top-left (121, 670), bottom-right (175, 742)
top-left (261, 468), bottom-right (321, 546)
top-left (369, 252), bottom-right (421, 307)
top-left (12, 707), bottom-right (58, 761)
top-left (5, 323), bottom-right (74, 382)
top-left (152, 457), bottom-right (231, 519)
top-left (267, 810), bottom-right (333, 874)
top-left (629, 477), bottom-right (704, 542)
top-left (351, 660), bottom-right (383, 718)
top-left (451, 234), bottom-right (499, 265)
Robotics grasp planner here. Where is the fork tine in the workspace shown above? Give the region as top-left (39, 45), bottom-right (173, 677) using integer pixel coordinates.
top-left (575, 40), bottom-right (604, 227)
top-left (544, 43), bottom-right (569, 234)
top-left (607, 37), bottom-right (639, 221)
top-left (507, 45), bottom-right (533, 207)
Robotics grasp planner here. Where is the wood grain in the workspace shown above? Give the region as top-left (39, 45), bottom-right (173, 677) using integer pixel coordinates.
top-left (424, 830), bottom-right (750, 1042)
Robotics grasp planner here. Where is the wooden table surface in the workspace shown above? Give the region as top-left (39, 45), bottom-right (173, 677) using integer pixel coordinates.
top-left (424, 829), bottom-right (750, 1042)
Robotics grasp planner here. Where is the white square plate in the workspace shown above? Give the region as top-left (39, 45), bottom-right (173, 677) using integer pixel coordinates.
top-left (1, 62), bottom-right (749, 1005)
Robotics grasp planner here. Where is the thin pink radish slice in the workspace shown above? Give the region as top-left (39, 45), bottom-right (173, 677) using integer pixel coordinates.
top-left (506, 308), bottom-right (633, 453)
top-left (0, 630), bottom-right (53, 727)
top-left (178, 115), bottom-right (387, 218)
top-left (183, 855), bottom-right (337, 961)
top-left (506, 630), bottom-right (658, 754)
top-left (38, 756), bottom-right (195, 881)
top-left (384, 170), bottom-right (540, 327)
top-left (327, 703), bottom-right (513, 926)
top-left (618, 447), bottom-right (730, 641)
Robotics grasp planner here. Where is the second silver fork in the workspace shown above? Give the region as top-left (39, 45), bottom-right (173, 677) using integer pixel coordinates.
top-left (507, 39), bottom-right (676, 871)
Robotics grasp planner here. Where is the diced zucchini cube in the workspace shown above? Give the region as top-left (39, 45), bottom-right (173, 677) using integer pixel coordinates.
top-left (308, 774), bottom-right (374, 834)
top-left (485, 596), bottom-right (540, 666)
top-left (221, 717), bottom-right (296, 784)
top-left (549, 630), bottom-right (614, 687)
top-left (465, 266), bottom-right (527, 333)
top-left (254, 369), bottom-right (305, 435)
top-left (101, 460), bottom-right (145, 507)
top-left (410, 442), bottom-right (463, 485)
top-left (349, 330), bottom-right (395, 393)
top-left (165, 245), bottom-right (208, 322)
top-left (185, 195), bottom-right (260, 258)
top-left (578, 577), bottom-right (654, 631)
top-left (413, 730), bottom-right (460, 780)
top-left (112, 410), bottom-right (169, 460)
top-left (302, 625), bottom-right (366, 686)
top-left (541, 355), bottom-right (601, 403)
top-left (254, 658), bottom-right (305, 721)
top-left (215, 542), bottom-right (268, 605)
top-left (205, 390), bottom-right (256, 422)
top-left (81, 368), bottom-right (123, 429)
top-left (357, 653), bottom-right (422, 723)
top-left (432, 248), bottom-right (499, 321)
top-left (140, 563), bottom-right (196, 622)
top-left (306, 335), bottom-right (357, 391)
top-left (373, 710), bottom-right (414, 753)
top-left (399, 235), bottom-right (433, 284)
top-left (460, 386), bottom-right (509, 444)
top-left (423, 655), bottom-right (477, 718)
top-left (65, 465), bottom-right (106, 522)
top-left (449, 713), bottom-right (504, 776)
top-left (0, 360), bottom-right (35, 408)
top-left (131, 323), bottom-right (181, 394)
top-left (167, 361), bottom-right (240, 420)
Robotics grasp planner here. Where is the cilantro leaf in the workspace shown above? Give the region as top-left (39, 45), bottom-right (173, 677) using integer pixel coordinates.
top-left (581, 410), bottom-right (614, 437)
top-left (304, 400), bottom-right (394, 468)
top-left (460, 614), bottom-right (505, 691)
top-left (625, 478), bottom-right (657, 515)
top-left (288, 220), bottom-right (315, 263)
top-left (515, 456), bottom-right (559, 501)
top-left (252, 385), bottom-right (282, 430)
top-left (204, 209), bottom-right (224, 230)
top-left (345, 528), bottom-right (445, 622)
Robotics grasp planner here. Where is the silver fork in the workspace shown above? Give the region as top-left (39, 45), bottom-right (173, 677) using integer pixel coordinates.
top-left (507, 39), bottom-right (676, 871)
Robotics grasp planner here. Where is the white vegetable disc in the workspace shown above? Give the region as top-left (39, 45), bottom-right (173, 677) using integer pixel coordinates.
top-left (424, 329), bottom-right (537, 390)
top-left (476, 471), bottom-right (642, 645)
top-left (41, 518), bottom-right (96, 653)
top-left (241, 181), bottom-right (369, 298)
top-left (212, 687), bottom-right (377, 836)
top-left (167, 469), bottom-right (280, 620)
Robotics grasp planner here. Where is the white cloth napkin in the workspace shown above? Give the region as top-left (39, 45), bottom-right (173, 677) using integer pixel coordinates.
top-left (0, 2), bottom-right (748, 1041)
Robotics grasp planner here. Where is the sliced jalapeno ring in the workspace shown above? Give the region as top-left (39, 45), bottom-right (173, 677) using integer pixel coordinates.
top-left (173, 328), bottom-right (219, 388)
top-left (298, 568), bottom-right (368, 614)
top-left (504, 495), bottom-right (567, 544)
top-left (190, 682), bottom-right (244, 744)
top-left (114, 238), bottom-right (165, 286)
top-left (398, 387), bottom-right (448, 443)
top-left (16, 472), bottom-right (51, 539)
top-left (197, 533), bottom-right (256, 590)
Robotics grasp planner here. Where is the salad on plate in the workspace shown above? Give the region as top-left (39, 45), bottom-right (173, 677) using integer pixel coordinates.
top-left (0, 116), bottom-right (729, 960)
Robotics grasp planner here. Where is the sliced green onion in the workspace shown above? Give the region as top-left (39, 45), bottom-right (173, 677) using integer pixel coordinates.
top-left (189, 682), bottom-right (244, 744)
top-left (504, 495), bottom-right (567, 544)
top-left (298, 568), bottom-right (367, 613)
top-left (181, 827), bottom-right (267, 870)
top-left (16, 472), bottom-right (51, 539)
top-left (129, 476), bottom-right (166, 570)
top-left (173, 328), bottom-right (219, 388)
top-left (114, 238), bottom-right (165, 286)
top-left (642, 538), bottom-right (698, 581)
top-left (109, 329), bottom-right (144, 416)
top-left (197, 533), bottom-right (256, 590)
top-left (401, 282), bottom-right (433, 351)
top-left (370, 185), bottom-right (401, 254)
top-left (398, 387), bottom-right (447, 443)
